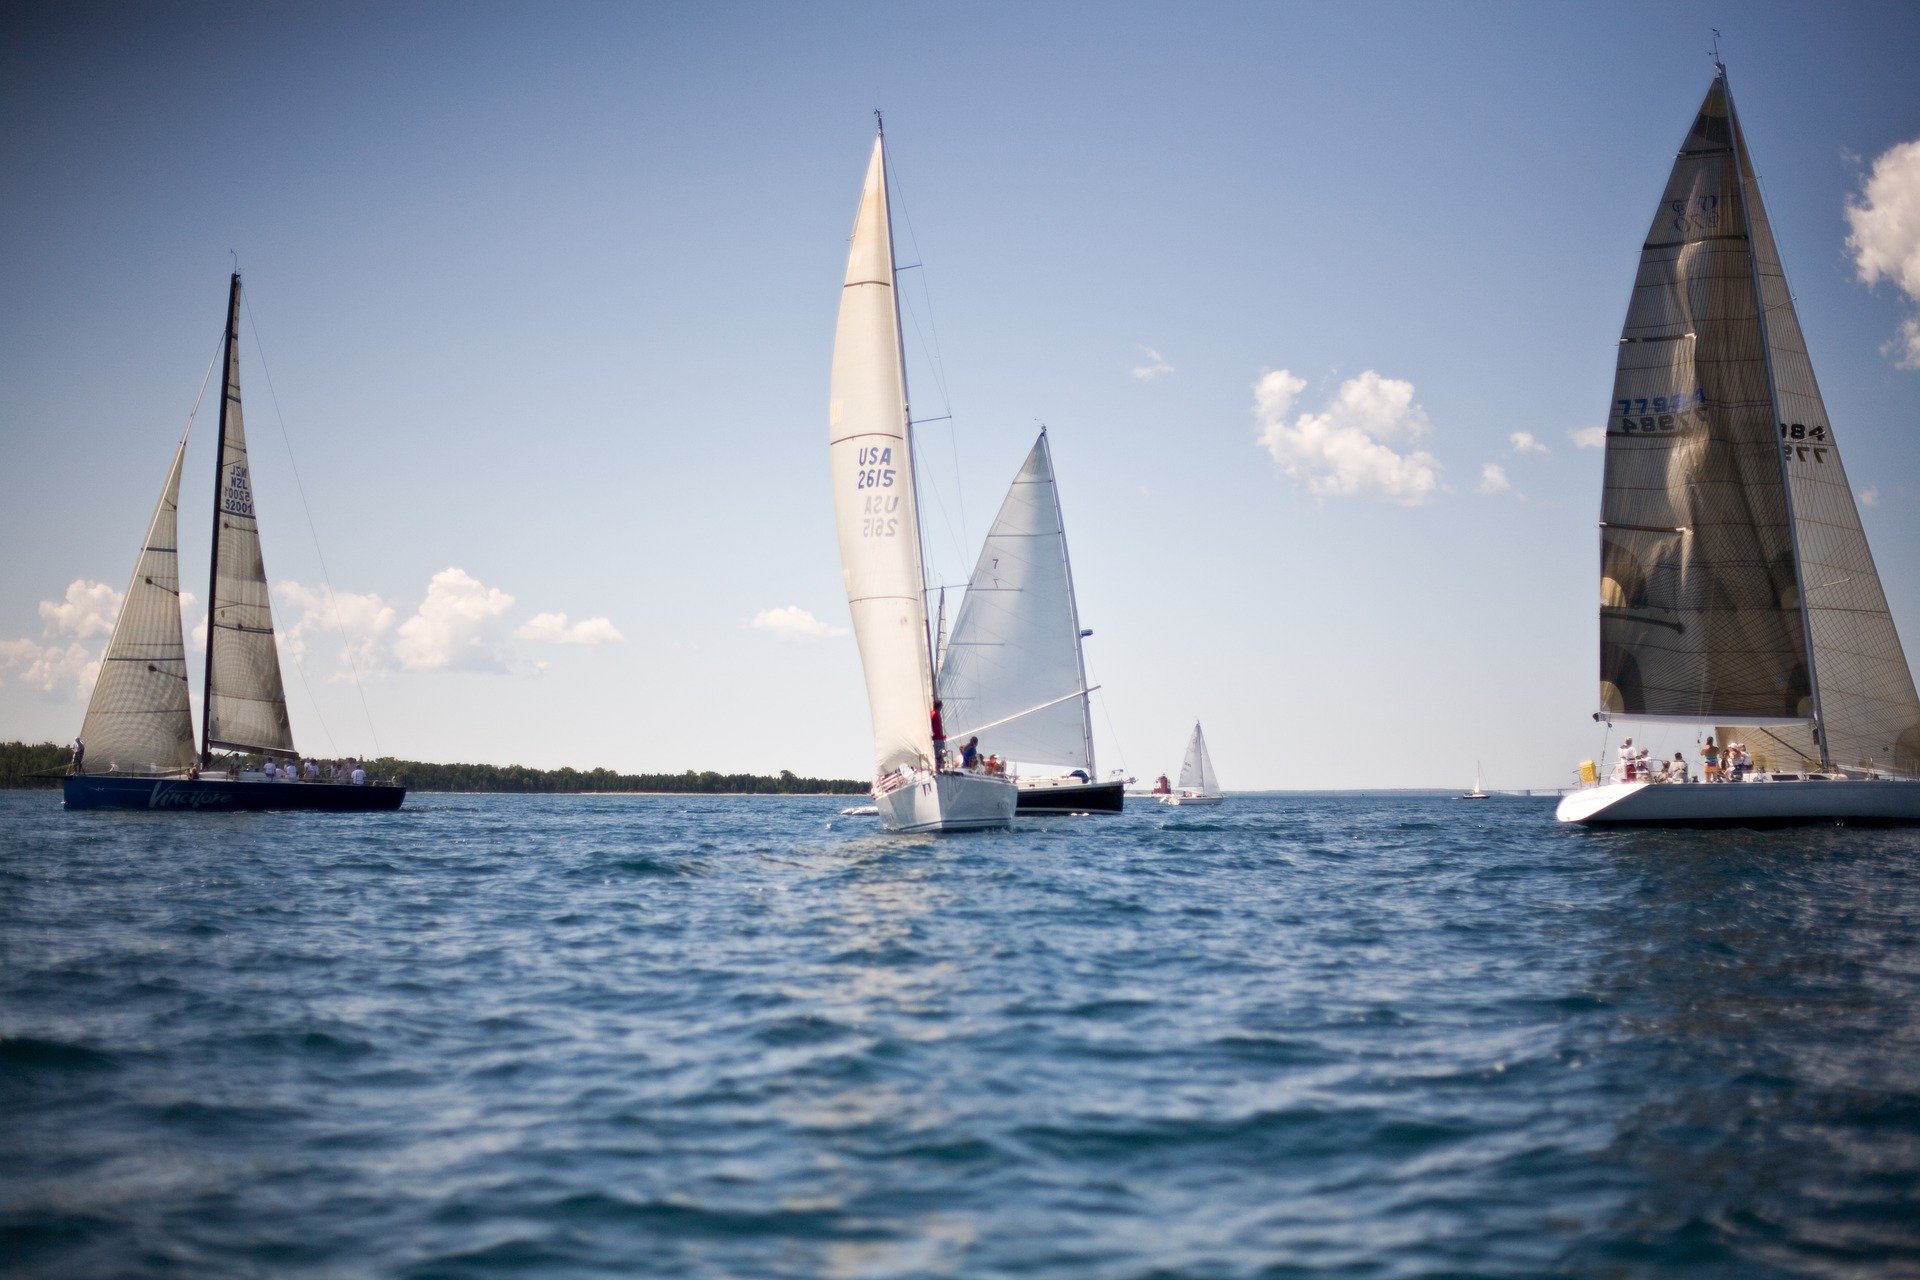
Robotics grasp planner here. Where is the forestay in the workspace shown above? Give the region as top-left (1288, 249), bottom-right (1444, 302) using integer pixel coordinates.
top-left (829, 133), bottom-right (935, 777)
top-left (77, 433), bottom-right (197, 773)
top-left (204, 274), bottom-right (296, 759)
top-left (937, 432), bottom-right (1093, 770)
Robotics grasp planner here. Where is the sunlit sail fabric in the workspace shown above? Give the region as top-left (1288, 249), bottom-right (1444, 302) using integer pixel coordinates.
top-left (829, 133), bottom-right (935, 776)
top-left (204, 275), bottom-right (296, 759)
top-left (77, 434), bottom-right (197, 773)
top-left (1178, 723), bottom-right (1218, 794)
top-left (1597, 75), bottom-right (1812, 728)
top-left (937, 432), bottom-right (1093, 770)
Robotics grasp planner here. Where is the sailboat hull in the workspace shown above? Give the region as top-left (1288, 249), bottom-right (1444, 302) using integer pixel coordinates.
top-left (64, 775), bottom-right (406, 812)
top-left (1014, 776), bottom-right (1125, 813)
top-left (1555, 777), bottom-right (1920, 827)
top-left (875, 770), bottom-right (1016, 833)
top-left (1159, 791), bottom-right (1223, 807)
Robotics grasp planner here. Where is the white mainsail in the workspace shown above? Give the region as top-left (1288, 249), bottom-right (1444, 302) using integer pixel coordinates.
top-left (203, 273), bottom-right (296, 760)
top-left (936, 431), bottom-right (1093, 771)
top-left (1593, 71), bottom-right (1920, 775)
top-left (76, 433), bottom-right (197, 774)
top-left (829, 132), bottom-right (935, 777)
top-left (1178, 722), bottom-right (1219, 795)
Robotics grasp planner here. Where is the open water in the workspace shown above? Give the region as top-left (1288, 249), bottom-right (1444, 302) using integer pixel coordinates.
top-left (2, 791), bottom-right (1918, 1279)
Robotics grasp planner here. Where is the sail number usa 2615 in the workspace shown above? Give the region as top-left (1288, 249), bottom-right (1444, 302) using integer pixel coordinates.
top-left (854, 445), bottom-right (900, 537)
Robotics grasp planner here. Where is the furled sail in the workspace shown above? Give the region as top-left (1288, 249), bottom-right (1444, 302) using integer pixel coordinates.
top-left (936, 431), bottom-right (1093, 770)
top-left (76, 433), bottom-right (197, 773)
top-left (1178, 722), bottom-right (1218, 795)
top-left (829, 132), bottom-right (935, 776)
top-left (203, 274), bottom-right (296, 759)
top-left (1732, 100), bottom-right (1920, 774)
top-left (1596, 74), bottom-right (1812, 728)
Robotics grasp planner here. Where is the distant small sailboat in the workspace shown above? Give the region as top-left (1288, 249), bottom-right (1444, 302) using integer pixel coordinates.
top-left (936, 429), bottom-right (1122, 813)
top-left (828, 121), bottom-right (1016, 834)
top-left (1464, 763), bottom-right (1489, 800)
top-left (1556, 67), bottom-right (1920, 826)
top-left (64, 274), bottom-right (404, 812)
top-left (1158, 721), bottom-right (1224, 806)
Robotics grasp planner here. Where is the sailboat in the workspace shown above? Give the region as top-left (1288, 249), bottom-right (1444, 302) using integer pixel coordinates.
top-left (829, 123), bottom-right (1016, 833)
top-left (935, 430), bottom-right (1123, 813)
top-left (1556, 67), bottom-right (1920, 827)
top-left (1158, 721), bottom-right (1224, 806)
top-left (1464, 763), bottom-right (1489, 800)
top-left (63, 275), bottom-right (405, 813)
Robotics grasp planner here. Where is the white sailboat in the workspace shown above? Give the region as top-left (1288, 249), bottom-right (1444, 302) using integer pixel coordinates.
top-left (936, 430), bottom-right (1122, 813)
top-left (829, 123), bottom-right (1016, 834)
top-left (1464, 763), bottom-right (1489, 800)
top-left (1159, 721), bottom-right (1224, 806)
top-left (1557, 67), bottom-right (1920, 827)
top-left (66, 274), bottom-right (402, 812)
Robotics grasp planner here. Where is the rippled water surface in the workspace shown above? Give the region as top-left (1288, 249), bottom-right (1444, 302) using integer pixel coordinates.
top-left (3, 791), bottom-right (1919, 1278)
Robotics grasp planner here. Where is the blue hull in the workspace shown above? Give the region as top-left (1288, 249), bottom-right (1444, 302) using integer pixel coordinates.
top-left (64, 775), bottom-right (406, 812)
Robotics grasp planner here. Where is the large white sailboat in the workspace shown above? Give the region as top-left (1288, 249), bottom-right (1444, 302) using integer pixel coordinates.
top-left (65, 274), bottom-right (403, 812)
top-left (1159, 721), bottom-right (1224, 806)
top-left (1557, 68), bottom-right (1920, 827)
top-left (829, 124), bottom-right (1017, 834)
top-left (936, 430), bottom-right (1122, 813)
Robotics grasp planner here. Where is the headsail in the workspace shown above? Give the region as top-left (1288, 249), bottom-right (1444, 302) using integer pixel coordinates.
top-left (1178, 722), bottom-right (1218, 794)
top-left (202, 273), bottom-right (296, 760)
top-left (1594, 73), bottom-right (1920, 774)
top-left (829, 132), bottom-right (935, 776)
top-left (936, 431), bottom-right (1094, 770)
top-left (76, 433), bottom-right (197, 773)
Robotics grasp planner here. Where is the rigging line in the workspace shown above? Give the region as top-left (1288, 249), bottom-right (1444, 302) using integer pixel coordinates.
top-left (1092, 686), bottom-right (1128, 777)
top-left (243, 293), bottom-right (383, 756)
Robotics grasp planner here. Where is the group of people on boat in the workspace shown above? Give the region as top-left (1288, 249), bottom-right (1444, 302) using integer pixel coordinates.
top-left (930, 699), bottom-right (1008, 777)
top-left (256, 757), bottom-right (370, 785)
top-left (1615, 735), bottom-right (1753, 785)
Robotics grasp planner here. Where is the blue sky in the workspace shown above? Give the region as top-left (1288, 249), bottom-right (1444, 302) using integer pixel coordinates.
top-left (4, 1), bottom-right (1918, 789)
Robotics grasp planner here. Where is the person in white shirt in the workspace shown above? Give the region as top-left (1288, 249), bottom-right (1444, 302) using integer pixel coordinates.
top-left (263, 759), bottom-right (277, 780)
top-left (351, 763), bottom-right (366, 785)
top-left (1615, 736), bottom-right (1636, 783)
top-left (1669, 753), bottom-right (1689, 783)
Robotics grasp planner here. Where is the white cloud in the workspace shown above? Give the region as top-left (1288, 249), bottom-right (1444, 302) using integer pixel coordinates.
top-left (1568, 425), bottom-right (1608, 449)
top-left (1253, 368), bottom-right (1440, 504)
top-left (1477, 463), bottom-right (1512, 494)
top-left (516, 611), bottom-right (625, 645)
top-left (39, 579), bottom-right (121, 639)
top-left (0, 638), bottom-right (98, 699)
top-left (1132, 345), bottom-right (1174, 380)
top-left (277, 581), bottom-right (396, 673)
top-left (1846, 138), bottom-right (1920, 368)
top-left (393, 568), bottom-right (517, 672)
top-left (750, 606), bottom-right (847, 644)
top-left (1860, 485), bottom-right (1881, 507)
top-left (1509, 431), bottom-right (1547, 455)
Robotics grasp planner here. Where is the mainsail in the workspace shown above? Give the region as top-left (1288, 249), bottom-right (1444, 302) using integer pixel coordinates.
top-left (829, 131), bottom-right (936, 776)
top-left (1595, 71), bottom-right (1920, 774)
top-left (936, 431), bottom-right (1093, 770)
top-left (1178, 722), bottom-right (1218, 794)
top-left (76, 433), bottom-right (197, 773)
top-left (202, 273), bottom-right (296, 760)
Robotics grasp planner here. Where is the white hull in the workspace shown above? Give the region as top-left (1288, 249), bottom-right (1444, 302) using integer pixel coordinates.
top-left (874, 769), bottom-right (1017, 833)
top-left (1556, 777), bottom-right (1920, 826)
top-left (1159, 790), bottom-right (1223, 807)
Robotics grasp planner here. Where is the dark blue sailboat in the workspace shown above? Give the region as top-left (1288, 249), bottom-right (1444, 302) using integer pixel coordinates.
top-left (64, 275), bottom-right (403, 813)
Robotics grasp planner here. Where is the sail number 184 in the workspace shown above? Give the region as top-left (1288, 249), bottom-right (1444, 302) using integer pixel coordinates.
top-left (1781, 421), bottom-right (1830, 465)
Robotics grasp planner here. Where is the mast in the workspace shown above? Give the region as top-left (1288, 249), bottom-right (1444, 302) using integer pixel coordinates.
top-left (1725, 69), bottom-right (1828, 766)
top-left (1044, 428), bottom-right (1098, 773)
top-left (200, 272), bottom-right (241, 766)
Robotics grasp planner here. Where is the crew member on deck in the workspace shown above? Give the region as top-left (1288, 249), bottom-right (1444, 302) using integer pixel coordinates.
top-left (930, 699), bottom-right (947, 769)
top-left (70, 738), bottom-right (85, 774)
top-left (960, 736), bottom-right (980, 770)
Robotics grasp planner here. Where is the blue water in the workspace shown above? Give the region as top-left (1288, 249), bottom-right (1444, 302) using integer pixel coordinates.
top-left (3, 791), bottom-right (1918, 1278)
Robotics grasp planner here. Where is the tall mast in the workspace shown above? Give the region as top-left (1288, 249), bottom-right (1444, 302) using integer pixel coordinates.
top-left (1726, 70), bottom-right (1828, 766)
top-left (200, 272), bottom-right (241, 766)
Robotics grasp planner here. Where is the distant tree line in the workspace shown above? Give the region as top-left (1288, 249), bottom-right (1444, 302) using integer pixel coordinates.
top-left (0, 742), bottom-right (865, 794)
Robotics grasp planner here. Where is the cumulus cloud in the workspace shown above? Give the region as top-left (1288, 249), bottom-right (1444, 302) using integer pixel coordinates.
top-left (1860, 486), bottom-right (1880, 507)
top-left (1477, 463), bottom-right (1512, 494)
top-left (1846, 138), bottom-right (1920, 367)
top-left (1568, 426), bottom-right (1608, 449)
top-left (39, 579), bottom-right (120, 639)
top-left (1132, 346), bottom-right (1174, 380)
top-left (516, 612), bottom-right (625, 645)
top-left (277, 581), bottom-right (396, 672)
top-left (392, 568), bottom-right (517, 672)
top-left (1509, 431), bottom-right (1547, 455)
top-left (750, 606), bottom-right (848, 644)
top-left (1253, 368), bottom-right (1440, 504)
